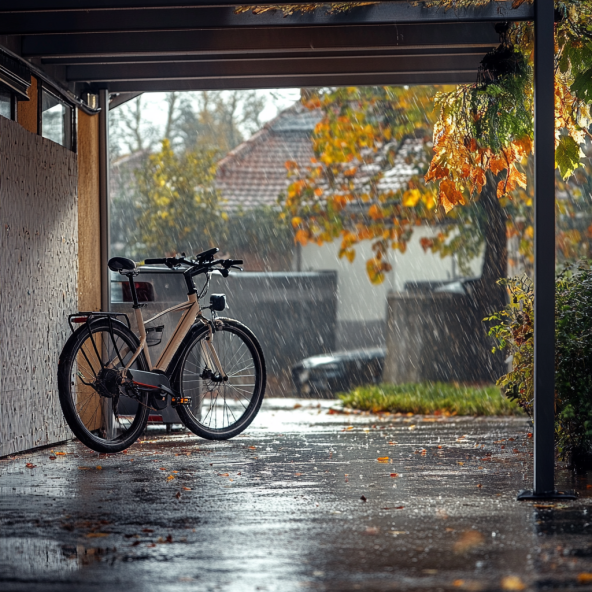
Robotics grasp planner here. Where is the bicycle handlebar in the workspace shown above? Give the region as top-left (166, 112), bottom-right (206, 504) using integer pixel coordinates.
top-left (142, 253), bottom-right (243, 276)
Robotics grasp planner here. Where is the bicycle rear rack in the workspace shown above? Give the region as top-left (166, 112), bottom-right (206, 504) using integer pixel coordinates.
top-left (68, 311), bottom-right (131, 334)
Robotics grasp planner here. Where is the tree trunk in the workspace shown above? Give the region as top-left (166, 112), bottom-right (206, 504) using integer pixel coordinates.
top-left (477, 173), bottom-right (508, 316)
top-left (473, 172), bottom-right (508, 380)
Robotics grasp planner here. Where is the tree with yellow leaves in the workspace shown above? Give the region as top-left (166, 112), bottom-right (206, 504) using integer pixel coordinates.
top-left (134, 139), bottom-right (226, 257)
top-left (281, 1), bottom-right (592, 316)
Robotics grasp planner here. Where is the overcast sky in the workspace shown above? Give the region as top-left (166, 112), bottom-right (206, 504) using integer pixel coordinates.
top-left (130, 87), bottom-right (301, 138)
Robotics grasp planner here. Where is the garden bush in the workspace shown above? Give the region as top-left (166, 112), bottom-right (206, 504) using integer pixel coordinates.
top-left (488, 263), bottom-right (592, 459)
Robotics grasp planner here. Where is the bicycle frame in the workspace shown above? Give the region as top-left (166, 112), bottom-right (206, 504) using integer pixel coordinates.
top-left (121, 271), bottom-right (226, 379)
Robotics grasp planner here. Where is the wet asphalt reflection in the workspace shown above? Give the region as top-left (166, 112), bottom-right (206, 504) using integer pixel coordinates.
top-left (2, 399), bottom-right (592, 592)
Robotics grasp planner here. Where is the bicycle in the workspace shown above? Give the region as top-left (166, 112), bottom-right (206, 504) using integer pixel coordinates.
top-left (57, 248), bottom-right (266, 453)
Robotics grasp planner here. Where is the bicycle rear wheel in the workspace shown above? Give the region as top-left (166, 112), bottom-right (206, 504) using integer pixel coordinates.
top-left (175, 318), bottom-right (266, 440)
top-left (58, 318), bottom-right (150, 453)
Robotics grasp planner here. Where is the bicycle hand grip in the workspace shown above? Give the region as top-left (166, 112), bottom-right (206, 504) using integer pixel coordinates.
top-left (144, 258), bottom-right (166, 265)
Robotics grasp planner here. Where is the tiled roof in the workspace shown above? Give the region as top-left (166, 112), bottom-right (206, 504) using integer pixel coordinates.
top-left (216, 103), bottom-right (321, 210)
top-left (216, 102), bottom-right (423, 211)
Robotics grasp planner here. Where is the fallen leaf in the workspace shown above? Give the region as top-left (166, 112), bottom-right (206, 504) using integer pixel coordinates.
top-left (388, 441), bottom-right (397, 445)
top-left (182, 487), bottom-right (192, 491)
top-left (55, 452), bottom-right (67, 456)
top-left (457, 462), bottom-right (464, 466)
top-left (175, 491), bottom-right (181, 499)
top-left (587, 485), bottom-right (592, 490)
top-left (533, 504), bottom-right (555, 509)
top-left (293, 403), bottom-right (302, 409)
top-left (377, 457), bottom-right (390, 463)
top-left (365, 526), bottom-right (379, 535)
top-left (78, 467), bottom-right (91, 470)
top-left (408, 425), bottom-right (416, 431)
top-left (25, 463), bottom-right (36, 468)
top-left (167, 475), bottom-right (175, 481)
top-left (438, 445), bottom-right (443, 449)
top-left (295, 473), bottom-right (302, 477)
top-left (248, 446), bottom-right (257, 450)
top-left (131, 541), bottom-right (141, 547)
top-left (512, 449), bottom-right (519, 454)
top-left (501, 575), bottom-right (526, 590)
top-left (578, 573), bottom-right (592, 584)
top-left (159, 468), bottom-right (167, 471)
top-left (477, 484), bottom-right (482, 488)
top-left (96, 466), bottom-right (102, 470)
top-left (527, 433), bottom-right (533, 438)
top-left (142, 528), bottom-right (154, 533)
top-left (360, 495), bottom-right (367, 502)
top-left (345, 426), bottom-right (354, 431)
top-left (86, 533), bottom-right (109, 538)
top-left (453, 581), bottom-right (464, 588)
top-left (453, 530), bottom-right (484, 553)
top-left (390, 473), bottom-right (398, 478)
top-left (218, 473), bottom-right (230, 477)
top-left (49, 456), bottom-right (56, 460)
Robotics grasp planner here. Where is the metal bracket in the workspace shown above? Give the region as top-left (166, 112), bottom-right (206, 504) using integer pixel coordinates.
top-left (517, 489), bottom-right (577, 501)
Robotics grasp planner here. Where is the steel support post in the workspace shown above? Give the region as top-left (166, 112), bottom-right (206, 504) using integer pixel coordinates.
top-left (517, 0), bottom-right (575, 501)
top-left (99, 88), bottom-right (110, 312)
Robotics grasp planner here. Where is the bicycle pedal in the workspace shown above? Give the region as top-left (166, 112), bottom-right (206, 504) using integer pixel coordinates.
top-left (171, 397), bottom-right (190, 406)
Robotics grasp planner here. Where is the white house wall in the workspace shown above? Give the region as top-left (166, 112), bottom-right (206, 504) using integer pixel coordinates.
top-left (0, 117), bottom-right (78, 457)
top-left (299, 225), bottom-right (483, 325)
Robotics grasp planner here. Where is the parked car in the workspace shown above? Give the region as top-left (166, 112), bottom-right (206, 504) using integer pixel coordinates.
top-left (291, 348), bottom-right (385, 398)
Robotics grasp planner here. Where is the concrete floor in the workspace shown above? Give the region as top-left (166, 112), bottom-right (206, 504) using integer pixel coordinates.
top-left (1, 399), bottom-right (592, 592)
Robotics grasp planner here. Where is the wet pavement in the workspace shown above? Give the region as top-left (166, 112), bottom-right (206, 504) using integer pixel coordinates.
top-left (2, 399), bottom-right (592, 592)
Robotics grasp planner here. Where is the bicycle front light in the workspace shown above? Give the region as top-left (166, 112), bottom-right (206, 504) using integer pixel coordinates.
top-left (210, 294), bottom-right (227, 312)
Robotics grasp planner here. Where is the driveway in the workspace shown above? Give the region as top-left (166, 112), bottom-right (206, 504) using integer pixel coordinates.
top-left (1, 399), bottom-right (591, 592)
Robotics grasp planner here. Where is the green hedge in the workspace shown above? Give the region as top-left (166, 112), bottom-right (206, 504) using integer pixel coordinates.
top-left (488, 264), bottom-right (592, 459)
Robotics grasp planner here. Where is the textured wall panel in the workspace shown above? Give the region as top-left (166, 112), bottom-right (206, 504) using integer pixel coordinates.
top-left (0, 117), bottom-right (78, 456)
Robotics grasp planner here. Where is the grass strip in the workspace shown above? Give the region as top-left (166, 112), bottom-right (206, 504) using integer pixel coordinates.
top-left (338, 382), bottom-right (523, 416)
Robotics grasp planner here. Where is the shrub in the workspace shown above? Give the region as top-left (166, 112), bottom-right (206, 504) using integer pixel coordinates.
top-left (487, 264), bottom-right (592, 459)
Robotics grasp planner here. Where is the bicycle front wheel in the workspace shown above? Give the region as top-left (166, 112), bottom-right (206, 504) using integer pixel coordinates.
top-left (58, 319), bottom-right (150, 453)
top-left (175, 318), bottom-right (266, 440)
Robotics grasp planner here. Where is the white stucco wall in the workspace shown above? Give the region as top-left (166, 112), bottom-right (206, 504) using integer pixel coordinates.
top-left (299, 226), bottom-right (483, 323)
top-left (0, 117), bottom-right (78, 456)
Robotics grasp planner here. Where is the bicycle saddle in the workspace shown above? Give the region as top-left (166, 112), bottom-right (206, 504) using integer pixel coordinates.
top-left (108, 257), bottom-right (136, 272)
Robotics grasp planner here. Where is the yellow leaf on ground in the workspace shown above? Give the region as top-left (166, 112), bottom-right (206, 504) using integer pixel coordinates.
top-left (453, 530), bottom-right (484, 553)
top-left (166, 475), bottom-right (175, 481)
top-left (377, 457), bottom-right (390, 463)
top-left (501, 575), bottom-right (526, 590)
top-left (578, 573), bottom-right (592, 584)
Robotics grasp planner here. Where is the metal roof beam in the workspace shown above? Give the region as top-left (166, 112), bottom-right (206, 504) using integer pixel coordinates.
top-left (46, 46), bottom-right (492, 66)
top-left (23, 22), bottom-right (501, 58)
top-left (0, 0), bottom-right (533, 15)
top-left (104, 70), bottom-right (479, 93)
top-left (68, 53), bottom-right (483, 83)
top-left (0, 2), bottom-right (532, 35)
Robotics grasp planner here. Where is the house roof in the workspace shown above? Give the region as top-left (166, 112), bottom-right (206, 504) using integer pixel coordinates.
top-left (216, 101), bottom-right (424, 211)
top-left (216, 102), bottom-right (321, 210)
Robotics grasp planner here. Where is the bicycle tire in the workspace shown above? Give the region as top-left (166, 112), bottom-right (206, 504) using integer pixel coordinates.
top-left (174, 317), bottom-right (266, 440)
top-left (58, 318), bottom-right (150, 453)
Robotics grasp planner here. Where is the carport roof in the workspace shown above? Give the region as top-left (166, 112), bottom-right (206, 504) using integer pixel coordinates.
top-left (0, 1), bottom-right (533, 99)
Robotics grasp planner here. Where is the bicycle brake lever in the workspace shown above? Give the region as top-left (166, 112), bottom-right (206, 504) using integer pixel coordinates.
top-left (230, 265), bottom-right (243, 271)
